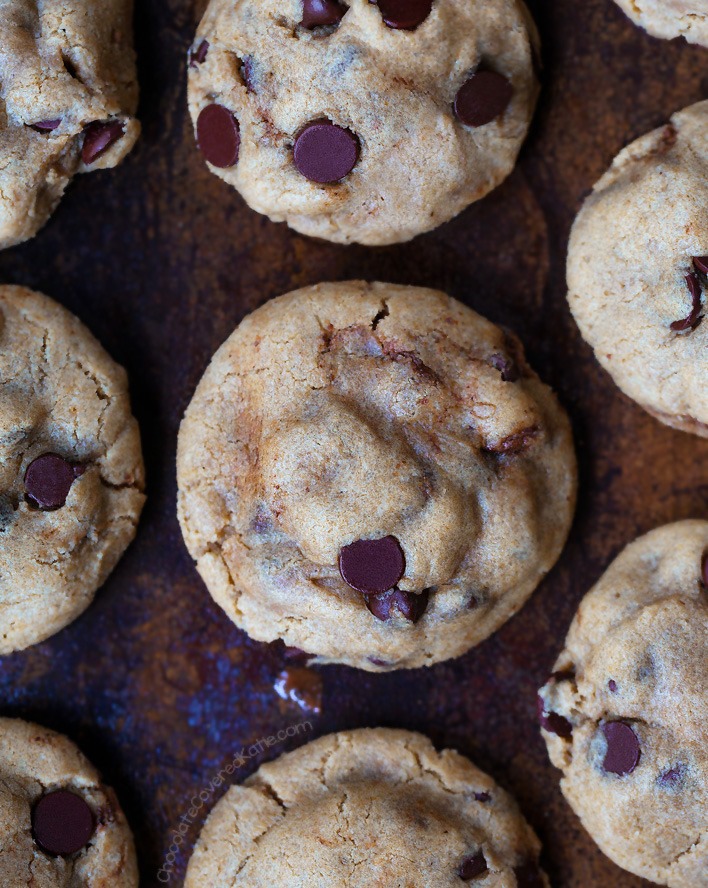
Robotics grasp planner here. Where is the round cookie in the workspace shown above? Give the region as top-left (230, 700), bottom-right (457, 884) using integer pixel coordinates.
top-left (0, 717), bottom-right (138, 886)
top-left (612, 0), bottom-right (708, 48)
top-left (538, 521), bottom-right (708, 888)
top-left (0, 286), bottom-right (145, 654)
top-left (567, 101), bottom-right (708, 437)
top-left (177, 282), bottom-right (576, 671)
top-left (0, 0), bottom-right (140, 250)
top-left (184, 728), bottom-right (548, 887)
top-left (187, 0), bottom-right (540, 246)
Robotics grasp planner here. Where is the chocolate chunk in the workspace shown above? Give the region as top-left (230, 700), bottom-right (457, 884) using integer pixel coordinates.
top-left (474, 791), bottom-right (491, 802)
top-left (32, 790), bottom-right (95, 856)
top-left (197, 104), bottom-right (241, 168)
top-left (25, 454), bottom-right (83, 510)
top-left (671, 272), bottom-right (703, 332)
top-left (273, 666), bottom-right (322, 714)
top-left (31, 119), bottom-right (62, 132)
top-left (454, 70), bottom-right (513, 127)
top-left (82, 121), bottom-right (125, 165)
top-left (339, 535), bottom-right (405, 593)
top-left (608, 679), bottom-right (617, 693)
top-left (513, 862), bottom-right (546, 887)
top-left (601, 722), bottom-right (641, 776)
top-left (189, 39), bottom-right (209, 67)
top-left (365, 587), bottom-right (429, 623)
top-left (293, 120), bottom-right (359, 183)
top-left (490, 352), bottom-right (520, 382)
top-left (693, 256), bottom-right (708, 275)
top-left (301, 0), bottom-right (346, 28)
top-left (376, 0), bottom-right (433, 30)
top-left (458, 851), bottom-right (487, 880)
top-left (537, 696), bottom-right (573, 739)
top-left (658, 763), bottom-right (685, 789)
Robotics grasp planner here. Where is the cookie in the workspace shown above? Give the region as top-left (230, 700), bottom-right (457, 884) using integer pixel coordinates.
top-left (567, 101), bottom-right (708, 437)
top-left (0, 717), bottom-right (138, 886)
top-left (187, 0), bottom-right (540, 245)
top-left (177, 282), bottom-right (576, 671)
top-left (538, 520), bottom-right (708, 888)
top-left (0, 0), bottom-right (140, 250)
top-left (612, 0), bottom-right (708, 48)
top-left (0, 286), bottom-right (145, 655)
top-left (184, 727), bottom-right (548, 887)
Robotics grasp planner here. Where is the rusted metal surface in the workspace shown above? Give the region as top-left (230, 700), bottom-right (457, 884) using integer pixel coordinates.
top-left (1, 0), bottom-right (706, 885)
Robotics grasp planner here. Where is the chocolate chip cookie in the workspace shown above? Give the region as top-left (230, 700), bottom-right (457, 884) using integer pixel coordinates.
top-left (0, 285), bottom-right (145, 654)
top-left (538, 520), bottom-right (708, 887)
top-left (184, 728), bottom-right (549, 887)
top-left (0, 0), bottom-right (140, 250)
top-left (0, 717), bottom-right (138, 886)
top-left (187, 0), bottom-right (540, 245)
top-left (177, 282), bottom-right (576, 671)
top-left (567, 101), bottom-right (708, 437)
top-left (612, 0), bottom-right (708, 47)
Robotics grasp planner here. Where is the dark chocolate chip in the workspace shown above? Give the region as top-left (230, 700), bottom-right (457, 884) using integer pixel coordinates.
top-left (293, 120), bottom-right (359, 183)
top-left (242, 56), bottom-right (256, 92)
top-left (658, 763), bottom-right (685, 789)
top-left (31, 119), bottom-right (62, 132)
top-left (454, 70), bottom-right (513, 127)
top-left (458, 851), bottom-right (487, 880)
top-left (368, 656), bottom-right (392, 667)
top-left (365, 587), bottom-right (428, 623)
top-left (25, 454), bottom-right (83, 510)
top-left (608, 679), bottom-right (617, 693)
top-left (82, 121), bottom-right (125, 164)
top-left (197, 104), bottom-right (241, 168)
top-left (513, 861), bottom-right (546, 887)
top-left (474, 791), bottom-right (491, 803)
top-left (670, 272), bottom-right (703, 332)
top-left (301, 0), bottom-right (346, 28)
top-left (32, 790), bottom-right (95, 856)
top-left (693, 256), bottom-right (708, 275)
top-left (490, 352), bottom-right (520, 382)
top-left (537, 696), bottom-right (573, 739)
top-left (601, 722), bottom-right (640, 776)
top-left (339, 535), bottom-right (405, 593)
top-left (189, 39), bottom-right (209, 67)
top-left (376, 0), bottom-right (433, 30)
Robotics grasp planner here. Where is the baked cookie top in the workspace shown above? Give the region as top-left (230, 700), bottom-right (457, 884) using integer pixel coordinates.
top-left (0, 717), bottom-right (138, 887)
top-left (0, 286), bottom-right (145, 655)
top-left (0, 0), bottom-right (140, 250)
top-left (177, 282), bottom-right (576, 671)
top-left (185, 728), bottom-right (548, 887)
top-left (187, 0), bottom-right (539, 245)
top-left (538, 520), bottom-right (708, 888)
top-left (567, 101), bottom-right (708, 437)
top-left (613, 0), bottom-right (708, 47)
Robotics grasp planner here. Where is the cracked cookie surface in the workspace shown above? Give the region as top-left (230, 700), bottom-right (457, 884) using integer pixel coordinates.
top-left (538, 520), bottom-right (708, 888)
top-left (187, 0), bottom-right (539, 245)
top-left (177, 281), bottom-right (576, 671)
top-left (0, 285), bottom-right (145, 655)
top-left (184, 727), bottom-right (549, 887)
top-left (0, 0), bottom-right (140, 250)
top-left (567, 101), bottom-right (708, 437)
top-left (0, 717), bottom-right (138, 887)
top-left (612, 0), bottom-right (708, 46)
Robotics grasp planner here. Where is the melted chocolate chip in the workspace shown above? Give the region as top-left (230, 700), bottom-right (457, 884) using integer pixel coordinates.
top-left (368, 656), bottom-right (392, 668)
top-left (31, 119), bottom-right (62, 132)
top-left (513, 862), bottom-right (546, 887)
top-left (197, 104), bottom-right (241, 168)
top-left (601, 722), bottom-right (641, 776)
top-left (474, 791), bottom-right (491, 803)
top-left (608, 679), bottom-right (618, 693)
top-left (82, 121), bottom-right (125, 164)
top-left (693, 256), bottom-right (708, 275)
top-left (189, 39), bottom-right (209, 67)
top-left (25, 454), bottom-right (84, 510)
top-left (454, 70), bottom-right (513, 127)
top-left (339, 536), bottom-right (405, 593)
top-left (32, 790), bottom-right (95, 856)
top-left (376, 0), bottom-right (433, 30)
top-left (293, 120), bottom-right (359, 183)
top-left (537, 695), bottom-right (573, 739)
top-left (273, 666), bottom-right (322, 714)
top-left (458, 851), bottom-right (487, 880)
top-left (490, 352), bottom-right (520, 382)
top-left (365, 587), bottom-right (429, 623)
top-left (301, 0), bottom-right (346, 28)
top-left (671, 272), bottom-right (703, 332)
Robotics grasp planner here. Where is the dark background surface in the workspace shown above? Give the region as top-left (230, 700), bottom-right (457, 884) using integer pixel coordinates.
top-left (1, 0), bottom-right (707, 885)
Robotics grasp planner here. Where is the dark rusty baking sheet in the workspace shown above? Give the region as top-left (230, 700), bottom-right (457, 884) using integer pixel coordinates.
top-left (1, 0), bottom-right (707, 885)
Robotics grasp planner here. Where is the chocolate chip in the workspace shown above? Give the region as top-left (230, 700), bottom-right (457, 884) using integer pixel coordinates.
top-left (693, 256), bottom-right (708, 275)
top-left (197, 104), bottom-right (241, 168)
top-left (513, 862), bottom-right (546, 887)
top-left (365, 587), bottom-right (429, 623)
top-left (670, 272), bottom-right (703, 332)
top-left (368, 656), bottom-right (392, 667)
top-left (242, 56), bottom-right (256, 92)
top-left (376, 0), bottom-right (433, 30)
top-left (474, 791), bottom-right (491, 802)
top-left (658, 763), bottom-right (685, 789)
top-left (339, 535), bottom-right (405, 593)
top-left (458, 851), bottom-right (487, 880)
top-left (32, 790), bottom-right (95, 856)
top-left (454, 70), bottom-right (513, 128)
top-left (189, 39), bottom-right (209, 67)
top-left (31, 119), bottom-right (62, 132)
top-left (82, 121), bottom-right (125, 165)
top-left (537, 696), bottom-right (573, 739)
top-left (490, 353), bottom-right (520, 382)
top-left (301, 0), bottom-right (346, 28)
top-left (25, 454), bottom-right (83, 510)
top-left (608, 679), bottom-right (617, 693)
top-left (601, 722), bottom-right (641, 776)
top-left (293, 120), bottom-right (359, 183)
